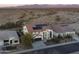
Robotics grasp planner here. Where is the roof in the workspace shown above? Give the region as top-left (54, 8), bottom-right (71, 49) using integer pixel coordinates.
top-left (0, 30), bottom-right (19, 40)
top-left (52, 25), bottom-right (74, 33)
top-left (26, 23), bottom-right (51, 32)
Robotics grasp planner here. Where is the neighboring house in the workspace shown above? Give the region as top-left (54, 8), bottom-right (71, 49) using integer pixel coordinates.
top-left (0, 30), bottom-right (19, 46)
top-left (22, 24), bottom-right (53, 42)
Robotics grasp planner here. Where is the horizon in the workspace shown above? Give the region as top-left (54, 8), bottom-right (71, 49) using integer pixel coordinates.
top-left (0, 0), bottom-right (79, 7)
top-left (0, 4), bottom-right (79, 7)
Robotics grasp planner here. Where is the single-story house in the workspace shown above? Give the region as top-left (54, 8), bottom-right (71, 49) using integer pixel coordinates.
top-left (0, 30), bottom-right (19, 46)
top-left (22, 23), bottom-right (54, 42)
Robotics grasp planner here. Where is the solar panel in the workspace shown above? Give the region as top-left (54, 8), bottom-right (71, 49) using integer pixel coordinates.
top-left (35, 24), bottom-right (47, 27)
top-left (33, 26), bottom-right (42, 30)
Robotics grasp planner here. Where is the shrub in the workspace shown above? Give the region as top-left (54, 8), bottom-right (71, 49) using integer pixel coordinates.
top-left (21, 33), bottom-right (33, 48)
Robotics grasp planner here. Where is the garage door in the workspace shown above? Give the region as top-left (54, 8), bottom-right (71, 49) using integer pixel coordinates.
top-left (34, 38), bottom-right (42, 41)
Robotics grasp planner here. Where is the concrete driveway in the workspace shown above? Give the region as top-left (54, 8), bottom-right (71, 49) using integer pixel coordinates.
top-left (32, 41), bottom-right (46, 49)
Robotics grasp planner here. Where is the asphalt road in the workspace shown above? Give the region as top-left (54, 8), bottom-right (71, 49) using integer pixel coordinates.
top-left (26, 42), bottom-right (79, 54)
top-left (10, 41), bottom-right (79, 54)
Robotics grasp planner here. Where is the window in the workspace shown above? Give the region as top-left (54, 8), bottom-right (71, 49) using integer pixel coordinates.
top-left (14, 40), bottom-right (18, 43)
top-left (4, 40), bottom-right (9, 42)
top-left (50, 31), bottom-right (52, 38)
top-left (4, 40), bottom-right (9, 45)
top-left (10, 40), bottom-right (12, 44)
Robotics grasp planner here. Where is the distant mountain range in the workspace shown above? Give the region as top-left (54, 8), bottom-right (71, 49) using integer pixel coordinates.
top-left (1, 4), bottom-right (79, 8)
top-left (13, 4), bottom-right (79, 8)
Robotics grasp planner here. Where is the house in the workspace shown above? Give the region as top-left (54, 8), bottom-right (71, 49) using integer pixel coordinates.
top-left (22, 24), bottom-right (54, 42)
top-left (0, 30), bottom-right (19, 46)
top-left (22, 23), bottom-right (75, 42)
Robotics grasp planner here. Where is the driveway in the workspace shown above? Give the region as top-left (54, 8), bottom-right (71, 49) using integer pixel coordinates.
top-left (73, 34), bottom-right (79, 41)
top-left (32, 41), bottom-right (46, 49)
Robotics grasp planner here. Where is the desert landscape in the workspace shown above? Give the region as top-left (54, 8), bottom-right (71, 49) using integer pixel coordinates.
top-left (0, 4), bottom-right (79, 53)
top-left (0, 5), bottom-right (79, 32)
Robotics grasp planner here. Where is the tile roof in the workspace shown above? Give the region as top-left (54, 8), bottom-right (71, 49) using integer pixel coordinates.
top-left (51, 25), bottom-right (74, 33)
top-left (26, 24), bottom-right (50, 32)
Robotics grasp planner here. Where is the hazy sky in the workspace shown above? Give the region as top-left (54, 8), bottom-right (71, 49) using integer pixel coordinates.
top-left (0, 0), bottom-right (79, 7)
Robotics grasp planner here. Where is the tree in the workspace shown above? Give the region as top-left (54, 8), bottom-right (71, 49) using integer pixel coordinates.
top-left (57, 34), bottom-right (63, 39)
top-left (52, 37), bottom-right (60, 43)
top-left (21, 33), bottom-right (33, 48)
top-left (0, 22), bottom-right (16, 29)
top-left (16, 20), bottom-right (25, 27)
top-left (50, 34), bottom-right (63, 43)
top-left (64, 34), bottom-right (72, 39)
top-left (51, 35), bottom-right (60, 43)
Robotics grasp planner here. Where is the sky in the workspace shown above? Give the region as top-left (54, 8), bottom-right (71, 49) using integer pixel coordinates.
top-left (0, 0), bottom-right (79, 7)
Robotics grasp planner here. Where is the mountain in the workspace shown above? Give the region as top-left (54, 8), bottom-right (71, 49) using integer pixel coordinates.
top-left (14, 4), bottom-right (79, 8)
top-left (0, 4), bottom-right (79, 8)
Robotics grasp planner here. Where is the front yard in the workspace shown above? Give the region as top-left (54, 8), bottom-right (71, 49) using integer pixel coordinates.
top-left (45, 34), bottom-right (76, 45)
